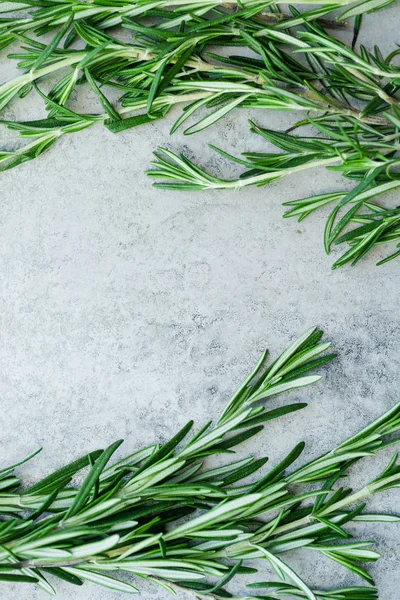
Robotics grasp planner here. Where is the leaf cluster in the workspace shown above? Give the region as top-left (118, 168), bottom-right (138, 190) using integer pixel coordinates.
top-left (1, 2), bottom-right (400, 267)
top-left (1, 329), bottom-right (400, 598)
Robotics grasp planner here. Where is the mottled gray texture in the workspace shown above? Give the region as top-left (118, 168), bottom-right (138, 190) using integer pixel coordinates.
top-left (1, 6), bottom-right (400, 599)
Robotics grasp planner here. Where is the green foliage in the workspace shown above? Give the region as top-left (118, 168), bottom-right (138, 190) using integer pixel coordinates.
top-left (1, 2), bottom-right (399, 267)
top-left (0, 329), bottom-right (400, 598)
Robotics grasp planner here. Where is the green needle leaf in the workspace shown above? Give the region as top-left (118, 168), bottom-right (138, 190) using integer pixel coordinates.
top-left (32, 15), bottom-right (74, 72)
top-left (63, 440), bottom-right (123, 520)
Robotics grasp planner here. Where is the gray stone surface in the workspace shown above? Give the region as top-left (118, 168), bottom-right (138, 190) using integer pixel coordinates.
top-left (1, 6), bottom-right (400, 599)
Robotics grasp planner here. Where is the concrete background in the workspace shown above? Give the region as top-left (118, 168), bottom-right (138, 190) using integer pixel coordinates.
top-left (1, 6), bottom-right (400, 599)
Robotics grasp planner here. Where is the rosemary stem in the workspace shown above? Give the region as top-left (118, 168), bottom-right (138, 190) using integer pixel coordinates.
top-left (0, 53), bottom-right (85, 106)
top-left (150, 578), bottom-right (223, 600)
top-left (265, 487), bottom-right (372, 539)
top-left (211, 157), bottom-right (342, 189)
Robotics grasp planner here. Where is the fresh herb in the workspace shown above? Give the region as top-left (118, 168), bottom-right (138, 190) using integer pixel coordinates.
top-left (1, 4), bottom-right (399, 266)
top-left (143, 22), bottom-right (400, 268)
top-left (1, 329), bottom-right (400, 598)
top-left (148, 122), bottom-right (400, 268)
top-left (0, 0), bottom-right (390, 51)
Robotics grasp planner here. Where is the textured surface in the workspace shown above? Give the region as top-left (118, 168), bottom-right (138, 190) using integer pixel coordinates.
top-left (1, 6), bottom-right (400, 599)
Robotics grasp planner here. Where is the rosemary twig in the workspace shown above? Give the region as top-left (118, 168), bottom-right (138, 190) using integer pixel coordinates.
top-left (0, 0), bottom-right (389, 48)
top-left (1, 2), bottom-right (399, 268)
top-left (148, 119), bottom-right (400, 268)
top-left (1, 329), bottom-right (400, 599)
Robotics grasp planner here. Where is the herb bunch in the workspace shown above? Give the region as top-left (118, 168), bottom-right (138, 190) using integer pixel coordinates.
top-left (1, 2), bottom-right (400, 267)
top-left (0, 0), bottom-right (392, 52)
top-left (145, 21), bottom-right (400, 268)
top-left (1, 328), bottom-right (400, 599)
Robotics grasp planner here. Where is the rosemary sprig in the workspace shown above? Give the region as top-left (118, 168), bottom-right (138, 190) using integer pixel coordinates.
top-left (0, 0), bottom-right (391, 52)
top-left (1, 329), bottom-right (400, 599)
top-left (1, 3), bottom-right (400, 267)
top-left (148, 121), bottom-right (400, 267)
